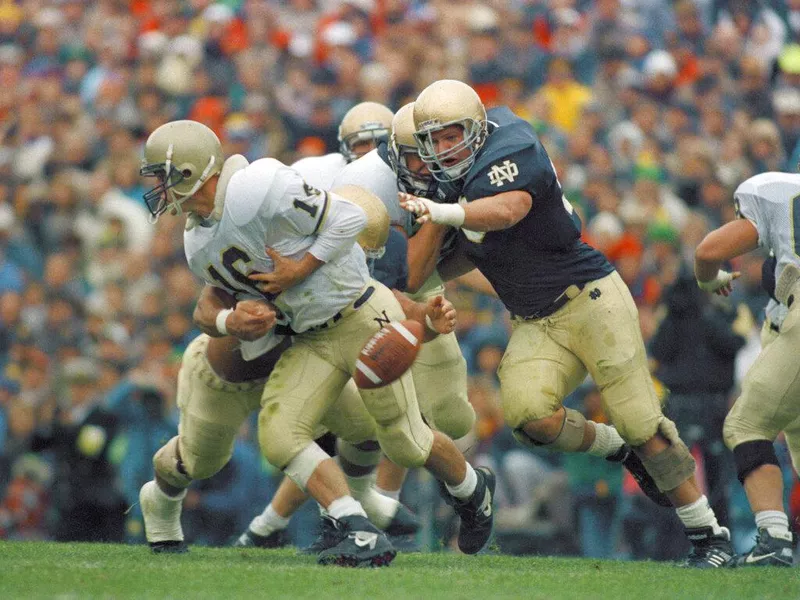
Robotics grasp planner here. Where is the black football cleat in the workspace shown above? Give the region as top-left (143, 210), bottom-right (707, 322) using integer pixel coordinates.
top-left (149, 540), bottom-right (189, 554)
top-left (317, 515), bottom-right (396, 568)
top-left (733, 528), bottom-right (795, 567)
top-left (443, 466), bottom-right (496, 555)
top-left (233, 527), bottom-right (290, 549)
top-left (301, 515), bottom-right (340, 555)
top-left (681, 526), bottom-right (734, 568)
top-left (607, 444), bottom-right (672, 507)
top-left (384, 503), bottom-right (420, 537)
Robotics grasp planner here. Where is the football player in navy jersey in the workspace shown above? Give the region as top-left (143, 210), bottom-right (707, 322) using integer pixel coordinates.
top-left (401, 79), bottom-right (733, 568)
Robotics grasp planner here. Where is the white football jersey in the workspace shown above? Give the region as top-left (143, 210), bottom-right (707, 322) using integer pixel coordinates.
top-left (331, 149), bottom-right (410, 230)
top-left (291, 152), bottom-right (348, 192)
top-left (185, 158), bottom-right (370, 350)
top-left (735, 171), bottom-right (800, 326)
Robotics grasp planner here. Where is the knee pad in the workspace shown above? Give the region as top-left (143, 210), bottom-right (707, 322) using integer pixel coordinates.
top-left (258, 403), bottom-right (315, 470)
top-left (512, 408), bottom-right (586, 453)
top-left (637, 420), bottom-right (696, 492)
top-left (153, 436), bottom-right (193, 489)
top-left (337, 438), bottom-right (381, 468)
top-left (432, 398), bottom-right (476, 440)
top-left (376, 420), bottom-right (433, 469)
top-left (283, 442), bottom-right (330, 491)
top-left (733, 440), bottom-right (779, 485)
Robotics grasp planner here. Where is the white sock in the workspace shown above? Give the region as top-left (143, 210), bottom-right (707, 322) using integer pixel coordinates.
top-left (375, 485), bottom-right (401, 502)
top-left (445, 463), bottom-right (478, 500)
top-left (249, 504), bottom-right (290, 537)
top-left (675, 495), bottom-right (723, 535)
top-left (587, 422), bottom-right (625, 458)
top-left (754, 510), bottom-right (792, 540)
top-left (346, 474), bottom-right (398, 529)
top-left (327, 495), bottom-right (367, 520)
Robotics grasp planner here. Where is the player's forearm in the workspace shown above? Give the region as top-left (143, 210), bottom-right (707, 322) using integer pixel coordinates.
top-left (461, 191), bottom-right (532, 232)
top-left (694, 220), bottom-right (760, 283)
top-left (194, 286), bottom-right (236, 337)
top-left (406, 222), bottom-right (446, 293)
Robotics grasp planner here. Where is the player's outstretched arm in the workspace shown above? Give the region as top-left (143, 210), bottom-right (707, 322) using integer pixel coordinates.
top-left (406, 221), bottom-right (447, 293)
top-left (392, 290), bottom-right (456, 342)
top-left (400, 190), bottom-right (531, 232)
top-left (694, 219), bottom-right (759, 296)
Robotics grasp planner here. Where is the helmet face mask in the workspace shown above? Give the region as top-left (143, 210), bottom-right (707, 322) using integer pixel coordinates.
top-left (338, 102), bottom-right (394, 163)
top-left (140, 149), bottom-right (187, 218)
top-left (388, 102), bottom-right (438, 198)
top-left (388, 142), bottom-right (438, 198)
top-left (140, 120), bottom-right (224, 220)
top-left (412, 80), bottom-right (488, 183)
top-left (340, 126), bottom-right (390, 162)
top-left (413, 118), bottom-right (486, 182)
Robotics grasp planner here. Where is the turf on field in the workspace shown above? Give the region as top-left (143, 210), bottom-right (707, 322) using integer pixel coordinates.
top-left (1, 542), bottom-right (798, 600)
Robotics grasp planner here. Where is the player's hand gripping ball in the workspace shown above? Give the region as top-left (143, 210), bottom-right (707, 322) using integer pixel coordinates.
top-left (354, 320), bottom-right (424, 389)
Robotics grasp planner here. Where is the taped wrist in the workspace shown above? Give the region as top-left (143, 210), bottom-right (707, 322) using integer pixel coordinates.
top-left (733, 439), bottom-right (779, 484)
top-left (215, 308), bottom-right (233, 335)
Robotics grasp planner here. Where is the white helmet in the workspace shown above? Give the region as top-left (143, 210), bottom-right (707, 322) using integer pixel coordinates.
top-left (413, 80), bottom-right (487, 182)
top-left (140, 120), bottom-right (224, 219)
top-left (338, 102), bottom-right (394, 162)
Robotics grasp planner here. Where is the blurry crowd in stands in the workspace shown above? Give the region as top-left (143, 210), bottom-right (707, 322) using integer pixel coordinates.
top-left (2, 0), bottom-right (800, 558)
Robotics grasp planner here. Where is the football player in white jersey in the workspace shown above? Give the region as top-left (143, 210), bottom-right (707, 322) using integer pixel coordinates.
top-left (138, 120), bottom-right (496, 565)
top-left (330, 103), bottom-right (479, 502)
top-left (695, 170), bottom-right (800, 567)
top-left (290, 102), bottom-right (394, 191)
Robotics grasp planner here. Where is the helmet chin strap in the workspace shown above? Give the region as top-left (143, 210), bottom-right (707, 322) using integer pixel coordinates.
top-left (169, 154), bottom-right (218, 219)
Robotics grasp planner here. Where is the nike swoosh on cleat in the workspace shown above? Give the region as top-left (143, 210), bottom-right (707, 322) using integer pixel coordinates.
top-left (352, 532), bottom-right (378, 550)
top-left (744, 552), bottom-right (776, 564)
top-left (479, 488), bottom-right (492, 517)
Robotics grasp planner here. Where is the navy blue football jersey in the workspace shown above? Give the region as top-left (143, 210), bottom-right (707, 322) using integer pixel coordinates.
top-left (439, 106), bottom-right (613, 317)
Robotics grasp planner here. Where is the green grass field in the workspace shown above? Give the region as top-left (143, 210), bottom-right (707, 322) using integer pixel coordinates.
top-left (1, 542), bottom-right (798, 600)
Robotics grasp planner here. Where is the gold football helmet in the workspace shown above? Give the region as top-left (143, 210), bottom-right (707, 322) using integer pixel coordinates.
top-left (388, 103), bottom-right (437, 198)
top-left (338, 102), bottom-right (394, 163)
top-left (140, 120), bottom-right (224, 219)
top-left (333, 184), bottom-right (389, 259)
top-left (413, 80), bottom-right (487, 182)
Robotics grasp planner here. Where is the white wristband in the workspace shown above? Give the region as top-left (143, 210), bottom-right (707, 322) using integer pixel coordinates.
top-left (697, 270), bottom-right (731, 292)
top-left (432, 202), bottom-right (466, 227)
top-left (425, 314), bottom-right (437, 333)
top-left (215, 308), bottom-right (234, 335)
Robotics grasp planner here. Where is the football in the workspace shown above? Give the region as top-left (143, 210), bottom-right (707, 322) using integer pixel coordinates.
top-left (354, 319), bottom-right (424, 389)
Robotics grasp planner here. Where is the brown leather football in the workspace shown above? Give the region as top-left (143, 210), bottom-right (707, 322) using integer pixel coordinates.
top-left (354, 319), bottom-right (424, 389)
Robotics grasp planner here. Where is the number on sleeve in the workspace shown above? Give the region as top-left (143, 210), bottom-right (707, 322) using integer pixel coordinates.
top-left (292, 198), bottom-right (318, 219)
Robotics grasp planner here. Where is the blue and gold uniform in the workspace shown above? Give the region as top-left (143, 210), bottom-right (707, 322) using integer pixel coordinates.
top-left (438, 107), bottom-right (613, 318)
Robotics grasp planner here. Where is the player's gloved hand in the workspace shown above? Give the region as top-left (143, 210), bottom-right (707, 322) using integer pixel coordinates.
top-left (697, 269), bottom-right (740, 296)
top-left (399, 192), bottom-right (465, 227)
top-left (250, 247), bottom-right (315, 295)
top-left (227, 300), bottom-right (276, 341)
top-left (425, 295), bottom-right (457, 335)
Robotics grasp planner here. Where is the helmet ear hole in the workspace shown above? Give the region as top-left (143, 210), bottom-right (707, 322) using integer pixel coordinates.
top-left (182, 168), bottom-right (193, 177)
